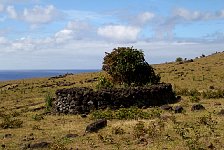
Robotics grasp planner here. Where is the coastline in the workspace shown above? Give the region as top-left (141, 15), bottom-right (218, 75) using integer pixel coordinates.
top-left (0, 69), bottom-right (100, 82)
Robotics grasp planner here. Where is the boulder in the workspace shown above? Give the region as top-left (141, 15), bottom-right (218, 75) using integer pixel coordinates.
top-left (160, 105), bottom-right (173, 111)
top-left (30, 142), bottom-right (50, 149)
top-left (191, 104), bottom-right (205, 111)
top-left (85, 119), bottom-right (107, 133)
top-left (64, 134), bottom-right (78, 138)
top-left (174, 106), bottom-right (184, 113)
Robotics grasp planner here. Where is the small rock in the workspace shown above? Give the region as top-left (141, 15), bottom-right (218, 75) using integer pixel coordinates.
top-left (85, 119), bottom-right (107, 133)
top-left (176, 96), bottom-right (181, 101)
top-left (65, 134), bottom-right (78, 138)
top-left (138, 137), bottom-right (148, 145)
top-left (80, 114), bottom-right (87, 118)
top-left (160, 105), bottom-right (173, 111)
top-left (87, 100), bottom-right (94, 105)
top-left (4, 134), bottom-right (12, 138)
top-left (30, 142), bottom-right (50, 149)
top-left (21, 143), bottom-right (31, 150)
top-left (174, 106), bottom-right (184, 113)
top-left (141, 106), bottom-right (146, 109)
top-left (208, 143), bottom-right (215, 149)
top-left (191, 104), bottom-right (205, 111)
top-left (218, 109), bottom-right (224, 115)
top-left (29, 133), bottom-right (34, 136)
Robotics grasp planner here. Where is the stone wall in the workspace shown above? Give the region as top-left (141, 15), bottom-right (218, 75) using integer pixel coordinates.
top-left (54, 83), bottom-right (177, 114)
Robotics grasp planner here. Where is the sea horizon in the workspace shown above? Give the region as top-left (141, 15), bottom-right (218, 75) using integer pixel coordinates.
top-left (0, 69), bottom-right (100, 81)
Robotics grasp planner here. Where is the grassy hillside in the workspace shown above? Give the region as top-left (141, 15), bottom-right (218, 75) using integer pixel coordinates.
top-left (154, 51), bottom-right (224, 90)
top-left (0, 52), bottom-right (224, 150)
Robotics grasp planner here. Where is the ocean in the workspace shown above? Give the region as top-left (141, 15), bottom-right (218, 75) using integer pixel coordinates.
top-left (0, 70), bottom-right (99, 81)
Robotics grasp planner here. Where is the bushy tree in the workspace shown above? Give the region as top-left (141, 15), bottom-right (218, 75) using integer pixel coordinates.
top-left (102, 47), bottom-right (160, 86)
top-left (176, 57), bottom-right (183, 62)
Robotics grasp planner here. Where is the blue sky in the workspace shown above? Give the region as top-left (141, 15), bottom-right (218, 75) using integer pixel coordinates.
top-left (0, 0), bottom-right (224, 69)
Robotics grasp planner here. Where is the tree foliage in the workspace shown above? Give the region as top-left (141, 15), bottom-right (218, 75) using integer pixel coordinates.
top-left (102, 47), bottom-right (160, 86)
top-left (176, 57), bottom-right (183, 62)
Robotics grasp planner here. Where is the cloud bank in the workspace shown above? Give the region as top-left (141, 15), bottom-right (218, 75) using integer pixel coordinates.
top-left (0, 1), bottom-right (224, 69)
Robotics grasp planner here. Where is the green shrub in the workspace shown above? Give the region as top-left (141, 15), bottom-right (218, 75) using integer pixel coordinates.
top-left (102, 47), bottom-right (160, 86)
top-left (189, 96), bottom-right (200, 103)
top-left (133, 120), bottom-right (164, 140)
top-left (45, 92), bottom-right (53, 111)
top-left (175, 57), bottom-right (183, 62)
top-left (91, 109), bottom-right (114, 120)
top-left (96, 76), bottom-right (114, 89)
top-left (149, 108), bottom-right (162, 118)
top-left (175, 88), bottom-right (200, 97)
top-left (32, 114), bottom-right (44, 121)
top-left (188, 89), bottom-right (201, 96)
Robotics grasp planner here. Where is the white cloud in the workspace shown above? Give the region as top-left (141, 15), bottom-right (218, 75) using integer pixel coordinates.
top-left (22, 5), bottom-right (61, 25)
top-left (136, 12), bottom-right (155, 24)
top-left (0, 36), bottom-right (8, 44)
top-left (1, 37), bottom-right (223, 69)
top-left (173, 8), bottom-right (224, 21)
top-left (6, 5), bottom-right (17, 19)
top-left (5, 4), bottom-right (62, 26)
top-left (53, 20), bottom-right (95, 42)
top-left (118, 11), bottom-right (155, 26)
top-left (11, 37), bottom-right (35, 51)
top-left (55, 29), bottom-right (73, 43)
top-left (97, 25), bottom-right (140, 42)
top-left (153, 8), bottom-right (224, 40)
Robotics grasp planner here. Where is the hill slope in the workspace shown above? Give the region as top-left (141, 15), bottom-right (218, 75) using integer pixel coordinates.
top-left (154, 51), bottom-right (224, 90)
top-left (0, 52), bottom-right (223, 150)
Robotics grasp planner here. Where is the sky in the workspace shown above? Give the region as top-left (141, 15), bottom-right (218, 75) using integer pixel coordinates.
top-left (0, 0), bottom-right (224, 70)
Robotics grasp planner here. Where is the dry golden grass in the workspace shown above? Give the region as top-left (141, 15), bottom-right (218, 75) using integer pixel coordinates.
top-left (153, 51), bottom-right (224, 90)
top-left (0, 52), bottom-right (224, 150)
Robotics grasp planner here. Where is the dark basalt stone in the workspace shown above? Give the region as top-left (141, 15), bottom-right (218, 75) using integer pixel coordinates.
top-left (4, 134), bottom-right (12, 138)
top-left (65, 134), bottom-right (78, 138)
top-left (54, 83), bottom-right (177, 115)
top-left (160, 105), bottom-right (173, 111)
top-left (85, 119), bottom-right (107, 133)
top-left (174, 106), bottom-right (184, 113)
top-left (30, 142), bottom-right (50, 149)
top-left (191, 104), bottom-right (205, 111)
